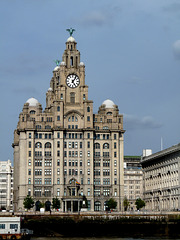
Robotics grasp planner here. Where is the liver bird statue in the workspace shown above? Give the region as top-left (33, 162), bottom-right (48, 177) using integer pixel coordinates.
top-left (66, 28), bottom-right (75, 36)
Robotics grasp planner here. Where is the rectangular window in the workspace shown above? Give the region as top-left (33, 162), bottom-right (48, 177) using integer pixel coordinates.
top-left (87, 188), bottom-right (90, 196)
top-left (87, 151), bottom-right (90, 157)
top-left (29, 141), bottom-right (31, 148)
top-left (87, 133), bottom-right (90, 139)
top-left (114, 152), bottom-right (117, 157)
top-left (87, 141), bottom-right (90, 148)
top-left (10, 224), bottom-right (18, 229)
top-left (57, 116), bottom-right (60, 121)
top-left (28, 151), bottom-right (31, 157)
top-left (28, 169), bottom-right (31, 175)
top-left (114, 142), bottom-right (116, 149)
top-left (88, 178), bottom-right (90, 184)
top-left (57, 178), bottom-right (60, 184)
top-left (28, 178), bottom-right (31, 184)
top-left (114, 134), bottom-right (116, 139)
top-left (0, 224), bottom-right (5, 229)
top-left (57, 132), bottom-right (60, 138)
top-left (57, 188), bottom-right (60, 196)
top-left (29, 133), bottom-right (31, 138)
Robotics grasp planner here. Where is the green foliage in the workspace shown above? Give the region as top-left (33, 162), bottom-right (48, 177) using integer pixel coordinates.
top-left (106, 198), bottom-right (117, 210)
top-left (123, 196), bottom-right (130, 211)
top-left (23, 195), bottom-right (34, 210)
top-left (135, 198), bottom-right (145, 210)
top-left (52, 197), bottom-right (60, 209)
top-left (39, 201), bottom-right (45, 208)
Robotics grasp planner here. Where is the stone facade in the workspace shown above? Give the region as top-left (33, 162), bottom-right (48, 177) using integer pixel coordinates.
top-left (141, 144), bottom-right (180, 211)
top-left (124, 156), bottom-right (143, 210)
top-left (0, 160), bottom-right (13, 210)
top-left (13, 34), bottom-right (125, 212)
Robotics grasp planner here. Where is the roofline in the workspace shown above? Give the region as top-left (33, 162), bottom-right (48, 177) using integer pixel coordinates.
top-left (141, 143), bottom-right (180, 163)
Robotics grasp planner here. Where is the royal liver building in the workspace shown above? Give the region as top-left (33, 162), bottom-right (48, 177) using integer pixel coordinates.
top-left (13, 31), bottom-right (125, 212)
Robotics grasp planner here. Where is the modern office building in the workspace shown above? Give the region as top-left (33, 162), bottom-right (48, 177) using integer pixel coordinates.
top-left (13, 31), bottom-right (125, 212)
top-left (0, 160), bottom-right (13, 211)
top-left (141, 144), bottom-right (180, 211)
top-left (124, 156), bottom-right (143, 210)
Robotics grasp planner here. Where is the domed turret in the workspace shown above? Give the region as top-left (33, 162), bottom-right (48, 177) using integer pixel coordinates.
top-left (102, 99), bottom-right (115, 108)
top-left (67, 36), bottom-right (76, 42)
top-left (26, 97), bottom-right (39, 107)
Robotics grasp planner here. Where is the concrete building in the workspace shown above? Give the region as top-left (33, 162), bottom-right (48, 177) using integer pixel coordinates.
top-left (124, 156), bottom-right (143, 210)
top-left (13, 32), bottom-right (125, 212)
top-left (0, 160), bottom-right (13, 210)
top-left (141, 144), bottom-right (180, 211)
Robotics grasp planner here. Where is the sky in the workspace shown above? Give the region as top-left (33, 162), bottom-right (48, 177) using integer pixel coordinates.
top-left (0, 0), bottom-right (180, 162)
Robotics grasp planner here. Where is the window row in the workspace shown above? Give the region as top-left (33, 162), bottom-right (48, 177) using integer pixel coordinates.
top-left (64, 141), bottom-right (82, 149)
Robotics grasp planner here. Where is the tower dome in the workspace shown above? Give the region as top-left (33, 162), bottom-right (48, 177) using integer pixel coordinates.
top-left (53, 66), bottom-right (60, 71)
top-left (67, 36), bottom-right (76, 42)
top-left (102, 99), bottom-right (115, 108)
top-left (26, 97), bottom-right (39, 107)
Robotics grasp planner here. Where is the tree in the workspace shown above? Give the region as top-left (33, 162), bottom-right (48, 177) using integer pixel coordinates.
top-left (52, 197), bottom-right (60, 209)
top-left (123, 196), bottom-right (130, 211)
top-left (135, 198), bottom-right (145, 210)
top-left (106, 198), bottom-right (117, 210)
top-left (23, 195), bottom-right (34, 210)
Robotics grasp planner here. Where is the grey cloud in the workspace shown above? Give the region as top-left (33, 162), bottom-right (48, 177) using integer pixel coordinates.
top-left (79, 6), bottom-right (121, 27)
top-left (127, 76), bottom-right (144, 85)
top-left (13, 86), bottom-right (39, 95)
top-left (163, 2), bottom-right (180, 13)
top-left (124, 114), bottom-right (162, 130)
top-left (173, 40), bottom-right (180, 60)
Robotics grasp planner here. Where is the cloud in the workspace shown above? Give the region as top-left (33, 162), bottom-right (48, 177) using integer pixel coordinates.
top-left (13, 86), bottom-right (39, 96)
top-left (163, 2), bottom-right (180, 13)
top-left (173, 40), bottom-right (180, 60)
top-left (79, 6), bottom-right (121, 27)
top-left (123, 114), bottom-right (162, 130)
top-left (126, 76), bottom-right (144, 85)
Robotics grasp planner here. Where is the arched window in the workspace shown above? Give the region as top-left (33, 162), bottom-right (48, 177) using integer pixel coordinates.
top-left (30, 110), bottom-right (36, 114)
top-left (107, 112), bottom-right (112, 115)
top-left (70, 56), bottom-right (73, 66)
top-left (87, 106), bottom-right (90, 112)
top-left (94, 143), bottom-right (100, 149)
top-left (45, 142), bottom-right (51, 148)
top-left (103, 143), bottom-right (109, 149)
top-left (70, 92), bottom-right (75, 103)
top-left (35, 142), bottom-right (42, 148)
top-left (57, 106), bottom-right (60, 111)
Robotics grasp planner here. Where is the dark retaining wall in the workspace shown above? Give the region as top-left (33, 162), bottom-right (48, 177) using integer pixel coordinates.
top-left (21, 215), bottom-right (180, 238)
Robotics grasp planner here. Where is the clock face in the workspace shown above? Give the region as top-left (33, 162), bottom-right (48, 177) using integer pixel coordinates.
top-left (66, 74), bottom-right (80, 88)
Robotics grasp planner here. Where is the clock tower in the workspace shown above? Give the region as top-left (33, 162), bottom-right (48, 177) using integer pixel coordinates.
top-left (46, 34), bottom-right (93, 130)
